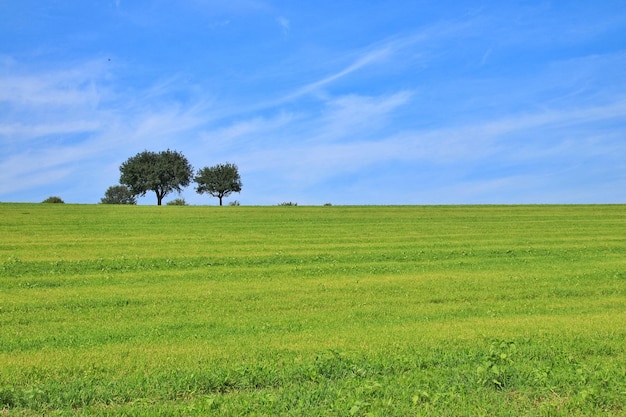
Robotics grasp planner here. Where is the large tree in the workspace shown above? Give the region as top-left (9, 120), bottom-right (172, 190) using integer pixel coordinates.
top-left (100, 185), bottom-right (137, 204)
top-left (194, 162), bottom-right (242, 206)
top-left (119, 150), bottom-right (193, 205)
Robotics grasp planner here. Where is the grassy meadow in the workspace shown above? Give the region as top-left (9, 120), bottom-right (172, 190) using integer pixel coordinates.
top-left (1, 203), bottom-right (625, 416)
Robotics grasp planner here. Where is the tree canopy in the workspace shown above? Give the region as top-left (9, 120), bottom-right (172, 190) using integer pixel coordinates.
top-left (119, 150), bottom-right (193, 205)
top-left (194, 162), bottom-right (242, 206)
top-left (100, 185), bottom-right (136, 205)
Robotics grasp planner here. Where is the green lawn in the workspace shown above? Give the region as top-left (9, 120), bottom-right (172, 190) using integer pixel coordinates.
top-left (1, 204), bottom-right (625, 416)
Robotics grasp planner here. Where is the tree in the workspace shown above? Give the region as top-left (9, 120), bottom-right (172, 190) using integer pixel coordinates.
top-left (194, 162), bottom-right (242, 206)
top-left (119, 150), bottom-right (193, 205)
top-left (100, 185), bottom-right (137, 204)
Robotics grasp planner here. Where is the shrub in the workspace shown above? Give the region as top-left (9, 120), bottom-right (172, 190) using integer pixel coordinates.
top-left (229, 200), bottom-right (241, 206)
top-left (42, 196), bottom-right (64, 204)
top-left (166, 198), bottom-right (188, 206)
top-left (278, 202), bottom-right (298, 206)
top-left (100, 185), bottom-right (136, 205)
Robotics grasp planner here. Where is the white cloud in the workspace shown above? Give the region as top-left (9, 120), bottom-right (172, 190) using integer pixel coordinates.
top-left (200, 112), bottom-right (296, 149)
top-left (0, 61), bottom-right (109, 108)
top-left (286, 46), bottom-right (394, 100)
top-left (276, 16), bottom-right (290, 36)
top-left (316, 91), bottom-right (413, 141)
top-left (0, 120), bottom-right (101, 141)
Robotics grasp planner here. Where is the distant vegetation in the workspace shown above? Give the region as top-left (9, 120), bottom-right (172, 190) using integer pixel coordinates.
top-left (194, 162), bottom-right (242, 206)
top-left (41, 196), bottom-right (64, 203)
top-left (119, 149), bottom-right (193, 206)
top-left (113, 150), bottom-right (242, 206)
top-left (100, 185), bottom-right (136, 205)
top-left (166, 198), bottom-right (188, 206)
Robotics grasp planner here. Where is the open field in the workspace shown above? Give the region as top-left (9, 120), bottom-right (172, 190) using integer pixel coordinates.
top-left (1, 203), bottom-right (625, 416)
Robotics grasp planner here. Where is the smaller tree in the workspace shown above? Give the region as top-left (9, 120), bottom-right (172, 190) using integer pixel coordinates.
top-left (194, 162), bottom-right (242, 206)
top-left (100, 185), bottom-right (136, 204)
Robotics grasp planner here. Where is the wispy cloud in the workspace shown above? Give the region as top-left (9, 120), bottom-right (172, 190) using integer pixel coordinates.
top-left (276, 16), bottom-right (289, 37)
top-left (200, 111), bottom-right (296, 150)
top-left (0, 120), bottom-right (102, 142)
top-left (278, 46), bottom-right (394, 102)
top-left (0, 65), bottom-right (106, 108)
top-left (312, 91), bottom-right (413, 142)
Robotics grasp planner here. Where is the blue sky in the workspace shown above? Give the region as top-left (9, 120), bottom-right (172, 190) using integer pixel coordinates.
top-left (1, 1), bottom-right (625, 205)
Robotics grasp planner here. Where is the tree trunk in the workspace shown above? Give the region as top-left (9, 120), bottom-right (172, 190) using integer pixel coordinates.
top-left (219, 196), bottom-right (223, 206)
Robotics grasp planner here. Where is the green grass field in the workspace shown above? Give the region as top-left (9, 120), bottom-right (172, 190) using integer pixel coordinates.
top-left (1, 203), bottom-right (625, 416)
